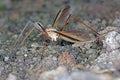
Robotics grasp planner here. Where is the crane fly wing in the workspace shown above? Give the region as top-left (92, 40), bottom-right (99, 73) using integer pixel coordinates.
top-left (52, 5), bottom-right (70, 28)
top-left (54, 30), bottom-right (96, 43)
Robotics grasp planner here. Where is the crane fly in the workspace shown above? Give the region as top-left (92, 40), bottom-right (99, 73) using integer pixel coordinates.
top-left (15, 5), bottom-right (100, 47)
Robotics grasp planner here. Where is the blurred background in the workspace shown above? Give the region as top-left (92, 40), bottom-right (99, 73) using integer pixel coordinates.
top-left (0, 0), bottom-right (120, 45)
top-left (0, 0), bottom-right (120, 33)
top-left (0, 0), bottom-right (120, 40)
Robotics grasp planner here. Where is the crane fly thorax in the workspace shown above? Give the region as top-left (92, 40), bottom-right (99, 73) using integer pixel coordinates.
top-left (46, 28), bottom-right (59, 41)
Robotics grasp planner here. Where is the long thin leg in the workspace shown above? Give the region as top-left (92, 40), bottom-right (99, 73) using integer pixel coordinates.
top-left (59, 14), bottom-right (100, 37)
top-left (71, 15), bottom-right (100, 36)
top-left (14, 21), bottom-right (33, 46)
top-left (20, 26), bottom-right (35, 45)
top-left (20, 22), bottom-right (48, 46)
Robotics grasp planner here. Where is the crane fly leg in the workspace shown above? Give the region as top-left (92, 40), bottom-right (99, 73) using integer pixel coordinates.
top-left (14, 21), bottom-right (33, 46)
top-left (20, 26), bottom-right (35, 45)
top-left (71, 15), bottom-right (100, 36)
top-left (59, 13), bottom-right (99, 37)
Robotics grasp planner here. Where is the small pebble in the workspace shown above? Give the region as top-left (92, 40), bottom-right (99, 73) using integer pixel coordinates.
top-left (6, 73), bottom-right (17, 80)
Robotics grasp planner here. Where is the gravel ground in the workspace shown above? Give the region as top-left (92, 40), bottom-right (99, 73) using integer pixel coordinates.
top-left (0, 0), bottom-right (120, 80)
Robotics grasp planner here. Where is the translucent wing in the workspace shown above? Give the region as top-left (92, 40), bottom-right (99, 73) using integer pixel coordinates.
top-left (53, 30), bottom-right (96, 43)
top-left (52, 5), bottom-right (70, 28)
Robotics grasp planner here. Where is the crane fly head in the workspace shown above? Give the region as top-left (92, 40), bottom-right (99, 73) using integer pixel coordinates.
top-left (45, 28), bottom-right (59, 41)
top-left (35, 22), bottom-right (59, 41)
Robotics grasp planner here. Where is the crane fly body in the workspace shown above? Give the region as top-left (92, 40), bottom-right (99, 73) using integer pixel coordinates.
top-left (16, 5), bottom-right (100, 46)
